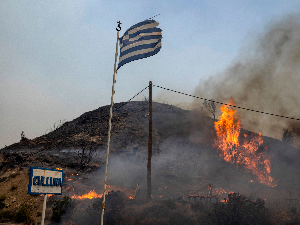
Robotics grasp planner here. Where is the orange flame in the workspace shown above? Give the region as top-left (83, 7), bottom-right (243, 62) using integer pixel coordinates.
top-left (214, 98), bottom-right (276, 187)
top-left (40, 194), bottom-right (54, 197)
top-left (71, 190), bottom-right (105, 199)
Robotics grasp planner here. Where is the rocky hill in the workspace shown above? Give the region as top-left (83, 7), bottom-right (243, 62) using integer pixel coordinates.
top-left (1, 101), bottom-right (300, 224)
top-left (2, 101), bottom-right (198, 152)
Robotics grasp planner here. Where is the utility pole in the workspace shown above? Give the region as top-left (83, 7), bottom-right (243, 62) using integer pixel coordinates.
top-left (147, 81), bottom-right (153, 200)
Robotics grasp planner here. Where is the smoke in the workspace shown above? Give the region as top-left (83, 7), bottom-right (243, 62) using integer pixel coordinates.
top-left (193, 12), bottom-right (300, 142)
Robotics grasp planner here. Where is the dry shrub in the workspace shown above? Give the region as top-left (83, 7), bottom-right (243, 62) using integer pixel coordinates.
top-left (14, 205), bottom-right (34, 224)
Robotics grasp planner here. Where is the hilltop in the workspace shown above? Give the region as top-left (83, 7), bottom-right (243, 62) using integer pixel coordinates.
top-left (2, 101), bottom-right (197, 152)
top-left (1, 101), bottom-right (300, 224)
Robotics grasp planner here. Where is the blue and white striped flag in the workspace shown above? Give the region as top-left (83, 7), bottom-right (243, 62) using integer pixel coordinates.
top-left (117, 19), bottom-right (162, 70)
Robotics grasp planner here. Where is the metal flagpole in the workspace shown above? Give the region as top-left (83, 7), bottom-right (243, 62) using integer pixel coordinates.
top-left (101, 21), bottom-right (121, 225)
top-left (147, 81), bottom-right (153, 200)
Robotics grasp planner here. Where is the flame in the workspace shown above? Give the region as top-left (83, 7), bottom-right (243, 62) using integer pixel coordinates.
top-left (40, 194), bottom-right (54, 197)
top-left (129, 196), bottom-right (134, 199)
top-left (56, 168), bottom-right (62, 170)
top-left (71, 190), bottom-right (104, 199)
top-left (214, 98), bottom-right (276, 187)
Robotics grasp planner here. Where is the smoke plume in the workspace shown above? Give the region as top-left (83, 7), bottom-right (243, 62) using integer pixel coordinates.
top-left (193, 12), bottom-right (300, 143)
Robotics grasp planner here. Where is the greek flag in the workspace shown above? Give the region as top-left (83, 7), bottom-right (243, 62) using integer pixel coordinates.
top-left (117, 19), bottom-right (162, 70)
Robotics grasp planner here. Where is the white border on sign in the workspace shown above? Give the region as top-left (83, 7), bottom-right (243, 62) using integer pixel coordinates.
top-left (28, 167), bottom-right (63, 195)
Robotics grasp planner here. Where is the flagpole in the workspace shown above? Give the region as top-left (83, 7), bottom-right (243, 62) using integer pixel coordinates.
top-left (147, 81), bottom-right (152, 200)
top-left (101, 21), bottom-right (121, 225)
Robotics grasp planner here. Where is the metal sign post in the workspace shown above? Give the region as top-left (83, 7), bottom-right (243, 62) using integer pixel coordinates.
top-left (41, 194), bottom-right (47, 225)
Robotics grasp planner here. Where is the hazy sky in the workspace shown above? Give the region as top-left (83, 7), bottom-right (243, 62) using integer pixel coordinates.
top-left (1, 0), bottom-right (300, 148)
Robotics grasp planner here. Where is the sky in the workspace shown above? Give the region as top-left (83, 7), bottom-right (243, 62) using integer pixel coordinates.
top-left (1, 0), bottom-right (300, 148)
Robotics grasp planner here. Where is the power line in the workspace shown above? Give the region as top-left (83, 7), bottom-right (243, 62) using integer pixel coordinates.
top-left (153, 84), bottom-right (299, 121)
top-left (112, 85), bottom-right (149, 113)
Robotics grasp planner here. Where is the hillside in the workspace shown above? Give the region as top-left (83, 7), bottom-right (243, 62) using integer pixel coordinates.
top-left (1, 101), bottom-right (300, 224)
top-left (2, 101), bottom-right (196, 152)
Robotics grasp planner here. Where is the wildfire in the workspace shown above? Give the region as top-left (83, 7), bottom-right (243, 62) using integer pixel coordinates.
top-left (71, 189), bottom-right (135, 200)
top-left (71, 190), bottom-right (104, 199)
top-left (214, 98), bottom-right (276, 187)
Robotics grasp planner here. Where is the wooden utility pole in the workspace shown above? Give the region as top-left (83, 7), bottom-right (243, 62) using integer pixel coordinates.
top-left (147, 81), bottom-right (153, 200)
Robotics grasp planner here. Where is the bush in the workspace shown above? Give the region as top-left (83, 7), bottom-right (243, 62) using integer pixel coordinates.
top-left (0, 210), bottom-right (14, 221)
top-left (11, 184), bottom-right (17, 190)
top-left (51, 196), bottom-right (76, 222)
top-left (14, 205), bottom-right (33, 223)
top-left (208, 192), bottom-right (272, 225)
top-left (282, 128), bottom-right (293, 144)
top-left (85, 191), bottom-right (125, 225)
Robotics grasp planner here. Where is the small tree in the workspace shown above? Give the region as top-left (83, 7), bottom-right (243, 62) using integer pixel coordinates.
top-left (20, 131), bottom-right (28, 141)
top-left (203, 99), bottom-right (217, 120)
top-left (74, 139), bottom-right (99, 171)
top-left (14, 205), bottom-right (34, 224)
top-left (45, 119), bottom-right (66, 134)
top-left (51, 196), bottom-right (76, 222)
top-left (142, 95), bottom-right (149, 102)
top-left (282, 128), bottom-right (293, 144)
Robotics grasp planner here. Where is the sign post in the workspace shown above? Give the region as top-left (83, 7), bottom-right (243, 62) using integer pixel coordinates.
top-left (28, 167), bottom-right (63, 225)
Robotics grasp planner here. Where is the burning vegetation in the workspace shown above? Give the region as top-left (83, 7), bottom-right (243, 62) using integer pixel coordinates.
top-left (213, 98), bottom-right (276, 187)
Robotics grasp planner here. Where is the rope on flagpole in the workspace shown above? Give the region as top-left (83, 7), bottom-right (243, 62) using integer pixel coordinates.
top-left (101, 21), bottom-right (121, 225)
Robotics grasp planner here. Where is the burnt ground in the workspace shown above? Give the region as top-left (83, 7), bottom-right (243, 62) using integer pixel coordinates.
top-left (1, 101), bottom-right (300, 224)
top-left (1, 144), bottom-right (300, 225)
